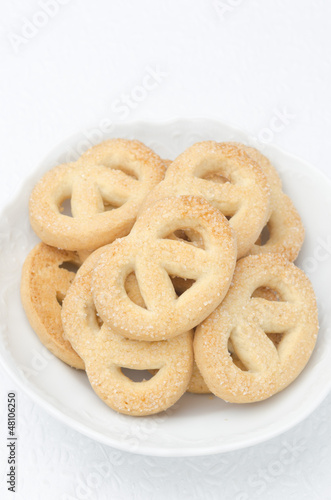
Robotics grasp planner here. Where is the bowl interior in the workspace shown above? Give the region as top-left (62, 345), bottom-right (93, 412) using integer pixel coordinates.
top-left (1, 119), bottom-right (330, 456)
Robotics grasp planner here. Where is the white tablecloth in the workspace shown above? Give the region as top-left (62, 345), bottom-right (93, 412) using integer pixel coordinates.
top-left (1, 1), bottom-right (331, 498)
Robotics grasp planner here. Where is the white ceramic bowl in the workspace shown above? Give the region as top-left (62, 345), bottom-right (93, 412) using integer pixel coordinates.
top-left (1, 119), bottom-right (330, 456)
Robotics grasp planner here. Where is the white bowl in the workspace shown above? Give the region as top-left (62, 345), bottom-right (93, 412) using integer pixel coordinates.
top-left (1, 118), bottom-right (330, 457)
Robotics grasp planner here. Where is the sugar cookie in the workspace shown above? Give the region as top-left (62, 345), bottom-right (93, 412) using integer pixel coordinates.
top-left (194, 254), bottom-right (318, 403)
top-left (29, 139), bottom-right (165, 252)
top-left (62, 248), bottom-right (193, 416)
top-left (142, 142), bottom-right (271, 258)
top-left (238, 144), bottom-right (304, 261)
top-left (21, 243), bottom-right (84, 369)
top-left (93, 195), bottom-right (237, 341)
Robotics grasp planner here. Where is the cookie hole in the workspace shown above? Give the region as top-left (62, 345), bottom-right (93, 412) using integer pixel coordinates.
top-left (174, 229), bottom-right (190, 241)
top-left (86, 303), bottom-right (103, 330)
top-left (121, 368), bottom-right (158, 382)
top-left (251, 286), bottom-right (283, 302)
top-left (59, 198), bottom-right (73, 217)
top-left (125, 272), bottom-right (147, 309)
top-left (266, 332), bottom-right (284, 348)
top-left (202, 172), bottom-right (231, 184)
top-left (164, 229), bottom-right (205, 249)
top-left (56, 291), bottom-right (65, 307)
top-left (59, 261), bottom-right (80, 274)
top-left (170, 276), bottom-right (196, 296)
top-left (255, 225), bottom-right (270, 246)
top-left (95, 311), bottom-right (103, 328)
top-left (228, 339), bottom-right (248, 371)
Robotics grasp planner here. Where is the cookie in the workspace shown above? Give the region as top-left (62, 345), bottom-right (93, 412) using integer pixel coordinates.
top-left (29, 139), bottom-right (165, 253)
top-left (239, 144), bottom-right (304, 261)
top-left (141, 142), bottom-right (271, 258)
top-left (62, 248), bottom-right (194, 416)
top-left (21, 243), bottom-right (84, 369)
top-left (92, 195), bottom-right (237, 340)
top-left (194, 254), bottom-right (319, 403)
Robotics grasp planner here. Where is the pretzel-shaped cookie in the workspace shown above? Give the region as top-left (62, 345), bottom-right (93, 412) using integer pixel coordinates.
top-left (92, 195), bottom-right (237, 341)
top-left (29, 139), bottom-right (165, 252)
top-left (124, 270), bottom-right (210, 393)
top-left (61, 248), bottom-right (193, 416)
top-left (187, 286), bottom-right (282, 394)
top-left (238, 144), bottom-right (304, 261)
top-left (77, 156), bottom-right (173, 263)
top-left (21, 243), bottom-right (84, 369)
top-left (194, 254), bottom-right (318, 403)
top-left (142, 142), bottom-right (271, 258)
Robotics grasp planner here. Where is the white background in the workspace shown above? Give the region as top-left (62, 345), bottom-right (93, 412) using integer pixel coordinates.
top-left (1, 1), bottom-right (331, 498)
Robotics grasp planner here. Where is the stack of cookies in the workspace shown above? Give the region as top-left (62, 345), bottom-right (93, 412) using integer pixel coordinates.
top-left (21, 139), bottom-right (319, 416)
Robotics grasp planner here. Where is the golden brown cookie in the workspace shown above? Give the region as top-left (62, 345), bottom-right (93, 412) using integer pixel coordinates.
top-left (125, 270), bottom-right (210, 394)
top-left (238, 144), bottom-right (304, 261)
top-left (187, 361), bottom-right (210, 394)
top-left (194, 254), bottom-right (318, 403)
top-left (62, 248), bottom-right (194, 416)
top-left (29, 139), bottom-right (165, 253)
top-left (21, 243), bottom-right (84, 369)
top-left (142, 142), bottom-right (271, 258)
top-left (187, 286), bottom-right (282, 395)
top-left (92, 195), bottom-right (237, 341)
